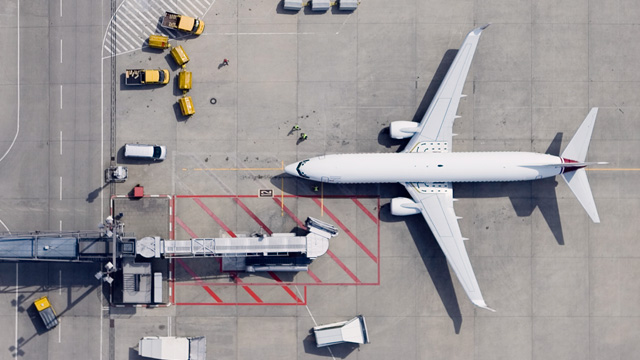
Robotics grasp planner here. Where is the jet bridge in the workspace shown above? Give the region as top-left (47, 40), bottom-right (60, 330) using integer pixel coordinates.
top-left (0, 230), bottom-right (134, 261)
top-left (136, 217), bottom-right (338, 271)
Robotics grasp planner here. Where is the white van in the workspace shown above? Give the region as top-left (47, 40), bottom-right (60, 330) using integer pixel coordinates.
top-left (124, 144), bottom-right (166, 161)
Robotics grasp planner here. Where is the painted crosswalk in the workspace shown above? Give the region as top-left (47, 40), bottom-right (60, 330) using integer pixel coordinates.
top-left (103, 0), bottom-right (215, 57)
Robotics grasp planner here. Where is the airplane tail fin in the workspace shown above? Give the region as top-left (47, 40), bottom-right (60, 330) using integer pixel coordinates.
top-left (560, 108), bottom-right (602, 223)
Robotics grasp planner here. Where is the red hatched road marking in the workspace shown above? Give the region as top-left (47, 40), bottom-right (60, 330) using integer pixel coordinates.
top-left (268, 272), bottom-right (303, 303)
top-left (234, 198), bottom-right (273, 235)
top-left (272, 198), bottom-right (306, 229)
top-left (312, 198), bottom-right (378, 264)
top-left (306, 269), bottom-right (322, 283)
top-left (193, 198), bottom-right (237, 237)
top-left (231, 273), bottom-right (263, 303)
top-left (352, 198), bottom-right (379, 225)
top-left (175, 258), bottom-right (222, 303)
top-left (176, 287), bottom-right (306, 306)
top-left (175, 216), bottom-right (198, 238)
top-left (326, 250), bottom-right (360, 283)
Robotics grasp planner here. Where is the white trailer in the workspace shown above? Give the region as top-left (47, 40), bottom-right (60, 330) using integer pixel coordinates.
top-left (138, 336), bottom-right (206, 360)
top-left (313, 315), bottom-right (370, 347)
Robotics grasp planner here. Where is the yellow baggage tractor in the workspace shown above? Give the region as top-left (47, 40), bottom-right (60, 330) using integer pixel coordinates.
top-left (179, 96), bottom-right (195, 116)
top-left (178, 70), bottom-right (192, 90)
top-left (170, 45), bottom-right (190, 67)
top-left (148, 34), bottom-right (170, 49)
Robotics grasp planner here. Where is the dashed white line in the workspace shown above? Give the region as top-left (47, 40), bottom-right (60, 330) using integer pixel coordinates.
top-left (58, 321), bottom-right (61, 343)
top-left (60, 0), bottom-right (62, 17)
top-left (60, 131), bottom-right (62, 154)
top-left (60, 85), bottom-right (63, 109)
top-left (59, 220), bottom-right (62, 231)
top-left (59, 176), bottom-right (62, 200)
top-left (60, 38), bottom-right (63, 63)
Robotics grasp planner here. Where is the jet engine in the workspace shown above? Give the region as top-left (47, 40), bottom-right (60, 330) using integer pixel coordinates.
top-left (390, 121), bottom-right (419, 139)
top-left (390, 197), bottom-right (421, 216)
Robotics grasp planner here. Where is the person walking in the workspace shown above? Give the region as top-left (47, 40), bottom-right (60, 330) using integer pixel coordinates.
top-left (300, 133), bottom-right (308, 140)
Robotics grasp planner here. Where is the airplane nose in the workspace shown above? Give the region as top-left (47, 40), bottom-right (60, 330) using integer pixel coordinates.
top-left (284, 162), bottom-right (299, 176)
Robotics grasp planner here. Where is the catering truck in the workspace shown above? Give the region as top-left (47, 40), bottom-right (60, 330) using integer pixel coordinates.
top-left (161, 12), bottom-right (205, 35)
top-left (125, 69), bottom-right (170, 85)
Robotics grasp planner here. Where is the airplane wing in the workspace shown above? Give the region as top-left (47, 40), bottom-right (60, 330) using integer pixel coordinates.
top-left (404, 24), bottom-right (489, 153)
top-left (404, 181), bottom-right (495, 311)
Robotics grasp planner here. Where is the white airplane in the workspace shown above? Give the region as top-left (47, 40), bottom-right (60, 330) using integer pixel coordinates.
top-left (284, 24), bottom-right (605, 311)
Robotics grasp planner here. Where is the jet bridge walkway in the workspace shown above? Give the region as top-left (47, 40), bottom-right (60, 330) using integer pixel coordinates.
top-left (136, 217), bottom-right (338, 271)
top-left (0, 231), bottom-right (131, 261)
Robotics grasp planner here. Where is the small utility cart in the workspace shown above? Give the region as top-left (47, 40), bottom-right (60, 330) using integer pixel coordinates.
top-left (148, 34), bottom-right (170, 49)
top-left (105, 166), bottom-right (128, 183)
top-left (34, 296), bottom-right (59, 331)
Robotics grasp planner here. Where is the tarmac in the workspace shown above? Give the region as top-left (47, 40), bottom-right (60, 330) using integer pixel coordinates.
top-left (0, 0), bottom-right (639, 359)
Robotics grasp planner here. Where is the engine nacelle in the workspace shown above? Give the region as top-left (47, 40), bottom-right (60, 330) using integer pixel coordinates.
top-left (390, 197), bottom-right (421, 216)
top-left (390, 121), bottom-right (419, 139)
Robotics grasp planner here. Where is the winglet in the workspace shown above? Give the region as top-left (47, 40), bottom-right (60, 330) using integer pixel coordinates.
top-left (471, 24), bottom-right (490, 36)
top-left (473, 299), bottom-right (496, 312)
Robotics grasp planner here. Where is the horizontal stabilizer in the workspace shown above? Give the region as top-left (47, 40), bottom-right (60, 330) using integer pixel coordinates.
top-left (561, 108), bottom-right (598, 162)
top-left (561, 168), bottom-right (600, 223)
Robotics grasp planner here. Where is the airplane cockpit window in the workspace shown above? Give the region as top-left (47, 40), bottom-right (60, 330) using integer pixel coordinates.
top-left (297, 160), bottom-right (310, 179)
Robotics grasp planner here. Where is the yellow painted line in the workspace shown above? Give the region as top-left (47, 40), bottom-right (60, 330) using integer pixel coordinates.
top-left (184, 162), bottom-right (285, 172)
top-left (320, 182), bottom-right (324, 217)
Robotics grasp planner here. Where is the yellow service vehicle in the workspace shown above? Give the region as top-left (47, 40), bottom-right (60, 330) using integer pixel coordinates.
top-left (170, 46), bottom-right (190, 67)
top-left (148, 34), bottom-right (170, 49)
top-left (34, 296), bottom-right (59, 330)
top-left (161, 11), bottom-right (205, 35)
top-left (178, 70), bottom-right (192, 91)
top-left (179, 96), bottom-right (195, 116)
top-left (125, 69), bottom-right (170, 85)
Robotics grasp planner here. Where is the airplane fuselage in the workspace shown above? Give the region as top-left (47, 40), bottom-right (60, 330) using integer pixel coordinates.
top-left (285, 152), bottom-right (564, 183)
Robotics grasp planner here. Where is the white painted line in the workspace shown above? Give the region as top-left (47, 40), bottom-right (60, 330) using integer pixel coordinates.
top-left (0, 0), bottom-right (20, 165)
top-left (60, 131), bottom-right (62, 154)
top-left (60, 39), bottom-right (63, 63)
top-left (167, 317), bottom-right (171, 336)
top-left (59, 269), bottom-right (62, 294)
top-left (60, 85), bottom-right (62, 109)
top-left (14, 263), bottom-right (18, 357)
top-left (295, 285), bottom-right (335, 360)
top-left (59, 220), bottom-right (62, 231)
top-left (59, 176), bottom-right (62, 200)
top-left (58, 318), bottom-right (61, 342)
top-left (0, 218), bottom-right (10, 233)
top-left (60, 0), bottom-right (62, 17)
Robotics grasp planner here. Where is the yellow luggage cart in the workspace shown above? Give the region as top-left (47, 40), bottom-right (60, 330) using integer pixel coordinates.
top-left (178, 70), bottom-right (192, 91)
top-left (34, 296), bottom-right (59, 330)
top-left (148, 34), bottom-right (170, 49)
top-left (179, 96), bottom-right (195, 116)
top-left (170, 45), bottom-right (190, 67)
